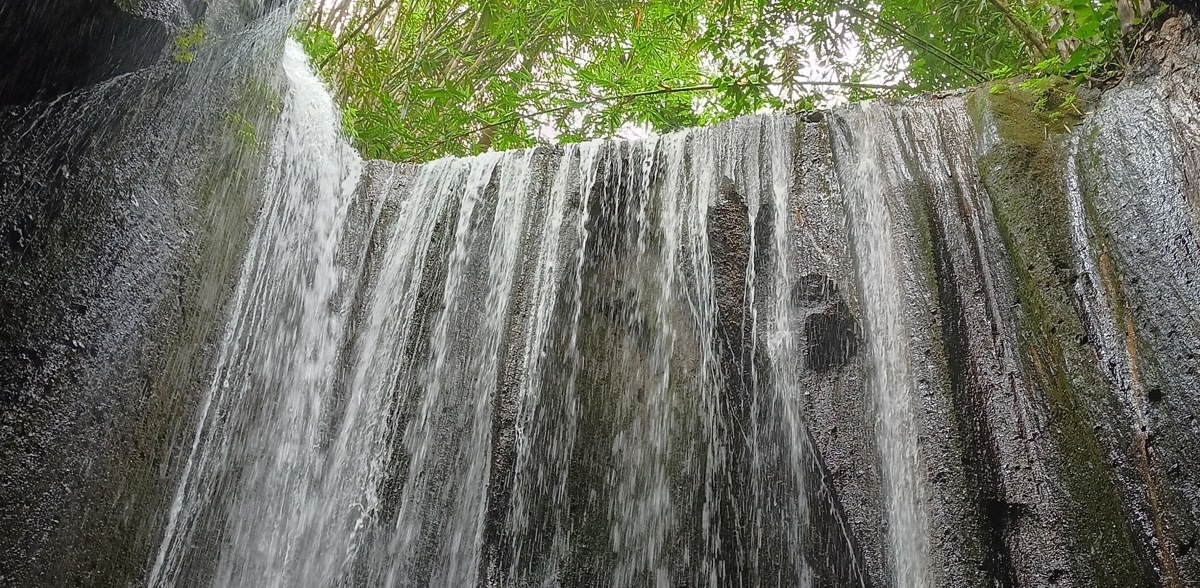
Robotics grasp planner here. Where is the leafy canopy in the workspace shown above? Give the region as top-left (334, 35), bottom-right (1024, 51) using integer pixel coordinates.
top-left (296, 0), bottom-right (1163, 162)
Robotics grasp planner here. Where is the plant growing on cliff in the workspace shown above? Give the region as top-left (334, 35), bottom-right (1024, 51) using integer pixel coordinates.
top-left (988, 76), bottom-right (1086, 133)
top-left (298, 0), bottom-right (1168, 162)
top-left (225, 112), bottom-right (265, 152)
top-left (173, 23), bottom-right (209, 63)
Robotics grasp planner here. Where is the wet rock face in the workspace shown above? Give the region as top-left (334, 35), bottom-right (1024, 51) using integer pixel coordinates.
top-left (0, 0), bottom-right (290, 106)
top-left (706, 179), bottom-right (763, 584)
top-left (709, 178), bottom-right (755, 387)
top-left (1071, 43), bottom-right (1200, 583)
top-left (1165, 1), bottom-right (1200, 17)
top-left (707, 165), bottom-right (871, 587)
top-left (0, 6), bottom-right (293, 586)
top-left (958, 24), bottom-right (1200, 583)
top-left (793, 274), bottom-right (859, 372)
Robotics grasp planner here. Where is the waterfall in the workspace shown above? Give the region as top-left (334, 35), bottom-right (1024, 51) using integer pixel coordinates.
top-left (149, 39), bottom-right (364, 587)
top-left (146, 42), bottom-right (870, 587)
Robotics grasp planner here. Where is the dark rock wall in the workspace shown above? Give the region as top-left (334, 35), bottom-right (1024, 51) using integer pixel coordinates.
top-left (1064, 20), bottom-right (1200, 585)
top-left (0, 3), bottom-right (291, 586)
top-left (786, 119), bottom-right (884, 587)
top-left (844, 16), bottom-right (1200, 587)
top-left (0, 0), bottom-right (184, 106)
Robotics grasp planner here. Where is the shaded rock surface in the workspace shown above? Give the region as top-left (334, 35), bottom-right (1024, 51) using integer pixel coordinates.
top-left (0, 2), bottom-right (295, 585)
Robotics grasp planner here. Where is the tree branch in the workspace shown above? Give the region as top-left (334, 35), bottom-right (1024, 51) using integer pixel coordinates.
top-left (842, 5), bottom-right (989, 83)
top-left (406, 79), bottom-right (911, 160)
top-left (985, 0), bottom-right (1052, 59)
top-left (318, 0), bottom-right (400, 68)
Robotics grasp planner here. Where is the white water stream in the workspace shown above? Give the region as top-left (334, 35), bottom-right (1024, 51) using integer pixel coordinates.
top-left (149, 39), bottom-right (915, 588)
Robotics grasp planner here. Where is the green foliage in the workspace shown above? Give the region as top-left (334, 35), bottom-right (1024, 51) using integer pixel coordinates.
top-left (225, 112), bottom-right (266, 152)
top-left (114, 0), bottom-right (140, 12)
top-left (173, 23), bottom-right (208, 63)
top-left (299, 0), bottom-right (1165, 162)
top-left (296, 1), bottom-right (715, 161)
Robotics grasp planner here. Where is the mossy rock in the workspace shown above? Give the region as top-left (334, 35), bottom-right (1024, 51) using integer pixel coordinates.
top-left (968, 86), bottom-right (1147, 587)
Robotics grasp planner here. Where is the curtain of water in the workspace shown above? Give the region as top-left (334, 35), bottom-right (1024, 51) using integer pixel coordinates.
top-left (150, 42), bottom-right (865, 587)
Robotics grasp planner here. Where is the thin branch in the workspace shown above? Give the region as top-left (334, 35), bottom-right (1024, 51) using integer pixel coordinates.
top-left (318, 0), bottom-right (400, 68)
top-left (842, 5), bottom-right (989, 83)
top-left (406, 79), bottom-right (912, 161)
top-left (984, 0), bottom-right (1052, 59)
top-left (320, 0), bottom-right (357, 32)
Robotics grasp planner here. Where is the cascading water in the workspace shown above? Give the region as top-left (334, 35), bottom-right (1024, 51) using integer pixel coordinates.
top-left (832, 105), bottom-right (930, 588)
top-left (149, 39), bottom-right (363, 588)
top-left (146, 41), bottom-right (870, 587)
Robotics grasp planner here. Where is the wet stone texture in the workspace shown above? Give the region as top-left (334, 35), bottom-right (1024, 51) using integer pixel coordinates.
top-left (0, 8), bottom-right (291, 587)
top-left (1067, 16), bottom-right (1200, 586)
top-left (0, 0), bottom-right (174, 106)
top-left (956, 14), bottom-right (1200, 587)
top-left (796, 273), bottom-right (859, 373)
top-left (786, 120), bottom-right (883, 588)
top-left (890, 96), bottom-right (1080, 588)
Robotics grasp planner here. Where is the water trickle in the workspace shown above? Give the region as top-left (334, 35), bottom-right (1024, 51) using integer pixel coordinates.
top-left (833, 104), bottom-right (930, 588)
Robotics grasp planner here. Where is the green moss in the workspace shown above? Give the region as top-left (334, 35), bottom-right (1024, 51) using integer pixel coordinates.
top-left (220, 75), bottom-right (284, 155)
top-left (172, 24), bottom-right (208, 63)
top-left (969, 88), bottom-right (1146, 587)
top-left (241, 77), bottom-right (284, 116)
top-left (113, 0), bottom-right (139, 12)
top-left (983, 77), bottom-right (1085, 138)
top-left (908, 183), bottom-right (941, 295)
